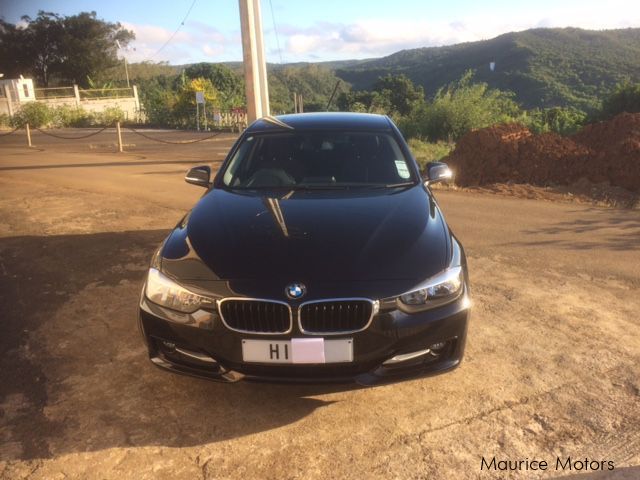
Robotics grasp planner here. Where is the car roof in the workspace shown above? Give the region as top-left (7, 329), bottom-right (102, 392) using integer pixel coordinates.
top-left (246, 112), bottom-right (393, 133)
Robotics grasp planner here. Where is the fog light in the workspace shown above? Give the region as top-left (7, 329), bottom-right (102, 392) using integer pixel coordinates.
top-left (383, 348), bottom-right (431, 365)
top-left (429, 342), bottom-right (447, 351)
top-left (161, 340), bottom-right (176, 352)
top-left (174, 347), bottom-right (217, 364)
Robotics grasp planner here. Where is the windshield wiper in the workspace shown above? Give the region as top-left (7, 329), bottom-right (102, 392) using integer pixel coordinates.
top-left (365, 181), bottom-right (417, 189)
top-left (228, 182), bottom-right (417, 191)
top-left (227, 185), bottom-right (295, 191)
top-left (293, 182), bottom-right (418, 190)
top-left (292, 184), bottom-right (352, 190)
top-left (385, 181), bottom-right (417, 188)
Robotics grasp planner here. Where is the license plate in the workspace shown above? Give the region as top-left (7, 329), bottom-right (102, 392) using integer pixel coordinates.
top-left (242, 338), bottom-right (353, 364)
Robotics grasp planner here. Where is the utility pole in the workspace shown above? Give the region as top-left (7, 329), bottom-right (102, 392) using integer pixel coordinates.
top-left (116, 40), bottom-right (131, 88)
top-left (124, 57), bottom-right (130, 88)
top-left (238, 0), bottom-right (270, 123)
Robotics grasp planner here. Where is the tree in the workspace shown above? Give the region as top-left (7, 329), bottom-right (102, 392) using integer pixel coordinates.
top-left (58, 12), bottom-right (134, 86)
top-left (0, 12), bottom-right (65, 87)
top-left (0, 18), bottom-right (38, 82)
top-left (398, 71), bottom-right (521, 141)
top-left (178, 77), bottom-right (218, 106)
top-left (172, 77), bottom-right (219, 127)
top-left (336, 90), bottom-right (375, 111)
top-left (600, 81), bottom-right (640, 118)
top-left (184, 63), bottom-right (244, 109)
top-left (372, 74), bottom-right (424, 116)
top-left (336, 74), bottom-right (423, 117)
top-left (525, 107), bottom-right (587, 135)
top-left (0, 11), bottom-right (134, 87)
top-left (269, 65), bottom-right (349, 113)
top-left (137, 75), bottom-right (180, 126)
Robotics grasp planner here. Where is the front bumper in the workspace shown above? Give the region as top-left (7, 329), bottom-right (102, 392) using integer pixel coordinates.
top-left (138, 289), bottom-right (470, 386)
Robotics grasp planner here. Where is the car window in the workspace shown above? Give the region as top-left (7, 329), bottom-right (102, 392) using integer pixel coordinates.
top-left (221, 131), bottom-right (416, 189)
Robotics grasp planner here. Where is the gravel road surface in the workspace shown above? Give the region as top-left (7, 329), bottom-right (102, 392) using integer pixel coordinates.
top-left (1, 130), bottom-right (639, 479)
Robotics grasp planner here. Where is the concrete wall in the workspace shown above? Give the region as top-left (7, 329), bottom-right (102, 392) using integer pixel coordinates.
top-left (0, 80), bottom-right (141, 121)
top-left (37, 95), bottom-right (140, 120)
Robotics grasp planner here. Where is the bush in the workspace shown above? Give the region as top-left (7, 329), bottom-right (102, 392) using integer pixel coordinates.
top-left (405, 71), bottom-right (521, 142)
top-left (9, 103), bottom-right (127, 128)
top-left (524, 107), bottom-right (587, 135)
top-left (0, 113), bottom-right (11, 128)
top-left (407, 138), bottom-right (454, 172)
top-left (50, 105), bottom-right (94, 127)
top-left (140, 90), bottom-right (178, 126)
top-left (11, 102), bottom-right (53, 128)
top-left (600, 81), bottom-right (640, 119)
top-left (373, 74), bottom-right (425, 116)
top-left (337, 74), bottom-right (423, 117)
top-left (172, 77), bottom-right (219, 128)
top-left (96, 106), bottom-right (125, 126)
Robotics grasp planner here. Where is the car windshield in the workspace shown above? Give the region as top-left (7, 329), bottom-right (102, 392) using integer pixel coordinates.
top-left (221, 131), bottom-right (417, 189)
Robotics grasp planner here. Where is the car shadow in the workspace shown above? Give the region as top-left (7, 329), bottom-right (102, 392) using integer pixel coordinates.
top-left (0, 230), bottom-right (363, 462)
top-left (513, 208), bottom-right (640, 251)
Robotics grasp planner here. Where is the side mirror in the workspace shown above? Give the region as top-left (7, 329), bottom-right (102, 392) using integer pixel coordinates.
top-left (185, 165), bottom-right (211, 188)
top-left (425, 162), bottom-right (453, 185)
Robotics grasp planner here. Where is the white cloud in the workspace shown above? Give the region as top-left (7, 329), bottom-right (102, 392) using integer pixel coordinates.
top-left (281, 4), bottom-right (640, 60)
top-left (202, 44), bottom-right (225, 57)
top-left (121, 21), bottom-right (234, 63)
top-left (119, 2), bottom-right (640, 64)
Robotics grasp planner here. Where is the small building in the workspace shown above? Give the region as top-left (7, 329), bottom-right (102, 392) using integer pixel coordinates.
top-left (0, 77), bottom-right (36, 116)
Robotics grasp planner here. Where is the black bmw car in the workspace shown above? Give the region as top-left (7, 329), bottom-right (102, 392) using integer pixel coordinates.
top-left (138, 112), bottom-right (470, 385)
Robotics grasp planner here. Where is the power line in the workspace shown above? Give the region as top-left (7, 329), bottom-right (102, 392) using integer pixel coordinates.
top-left (268, 0), bottom-right (283, 64)
top-left (152, 0), bottom-right (198, 59)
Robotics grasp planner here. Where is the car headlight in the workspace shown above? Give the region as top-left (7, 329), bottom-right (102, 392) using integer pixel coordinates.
top-left (145, 268), bottom-right (213, 313)
top-left (398, 266), bottom-right (464, 311)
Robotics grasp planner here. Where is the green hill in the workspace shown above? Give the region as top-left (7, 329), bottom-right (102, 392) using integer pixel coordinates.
top-left (125, 27), bottom-right (640, 113)
top-left (334, 27), bottom-right (640, 111)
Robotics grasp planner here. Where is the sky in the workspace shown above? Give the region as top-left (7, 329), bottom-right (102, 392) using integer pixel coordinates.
top-left (1, 0), bottom-right (639, 64)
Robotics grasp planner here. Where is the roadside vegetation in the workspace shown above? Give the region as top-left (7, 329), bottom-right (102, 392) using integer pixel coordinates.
top-left (334, 28), bottom-right (640, 112)
top-left (338, 71), bottom-right (640, 169)
top-left (407, 139), bottom-right (454, 171)
top-left (4, 102), bottom-right (125, 128)
top-left (0, 11), bottom-right (133, 87)
top-left (2, 10), bottom-right (640, 165)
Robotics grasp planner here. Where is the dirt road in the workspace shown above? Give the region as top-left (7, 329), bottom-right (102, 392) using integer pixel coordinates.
top-left (1, 131), bottom-right (639, 479)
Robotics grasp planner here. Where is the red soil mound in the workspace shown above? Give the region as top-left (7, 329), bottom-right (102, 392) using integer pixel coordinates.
top-left (572, 112), bottom-right (640, 191)
top-left (446, 112), bottom-right (640, 191)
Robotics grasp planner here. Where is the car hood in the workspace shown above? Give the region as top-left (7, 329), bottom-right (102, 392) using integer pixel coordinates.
top-left (163, 186), bottom-right (450, 298)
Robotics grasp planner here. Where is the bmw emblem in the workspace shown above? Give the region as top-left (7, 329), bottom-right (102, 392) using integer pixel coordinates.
top-left (285, 282), bottom-right (306, 300)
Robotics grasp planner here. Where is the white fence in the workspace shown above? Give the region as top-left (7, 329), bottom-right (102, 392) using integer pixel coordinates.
top-left (0, 84), bottom-right (141, 121)
top-left (1, 82), bottom-right (248, 129)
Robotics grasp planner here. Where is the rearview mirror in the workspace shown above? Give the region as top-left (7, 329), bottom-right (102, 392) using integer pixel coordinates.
top-left (185, 166), bottom-right (211, 188)
top-left (425, 162), bottom-right (453, 185)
